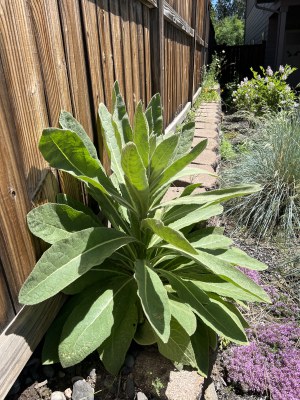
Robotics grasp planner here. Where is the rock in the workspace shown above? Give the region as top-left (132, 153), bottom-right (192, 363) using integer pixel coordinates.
top-left (125, 376), bottom-right (135, 399)
top-left (42, 365), bottom-right (55, 379)
top-left (204, 382), bottom-right (218, 400)
top-left (88, 368), bottom-right (97, 381)
top-left (64, 388), bottom-right (72, 399)
top-left (136, 392), bottom-right (148, 400)
top-left (34, 380), bottom-right (48, 389)
top-left (72, 379), bottom-right (94, 400)
top-left (51, 391), bottom-right (66, 400)
top-left (72, 376), bottom-right (85, 383)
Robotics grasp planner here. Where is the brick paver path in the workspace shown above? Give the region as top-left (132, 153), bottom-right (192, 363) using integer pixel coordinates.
top-left (165, 101), bottom-right (221, 201)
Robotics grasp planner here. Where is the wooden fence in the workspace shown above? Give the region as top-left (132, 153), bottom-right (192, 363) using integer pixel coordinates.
top-left (0, 0), bottom-right (210, 395)
top-left (215, 43), bottom-right (266, 86)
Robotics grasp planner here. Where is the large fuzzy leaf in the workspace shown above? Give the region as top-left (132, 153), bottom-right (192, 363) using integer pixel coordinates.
top-left (143, 218), bottom-right (197, 255)
top-left (161, 272), bottom-right (248, 344)
top-left (133, 102), bottom-right (149, 167)
top-left (162, 245), bottom-right (271, 303)
top-left (169, 295), bottom-right (197, 336)
top-left (112, 83), bottom-right (133, 144)
top-left (39, 129), bottom-right (126, 206)
top-left (150, 134), bottom-right (179, 180)
top-left (146, 94), bottom-right (163, 136)
top-left (59, 111), bottom-right (98, 160)
top-left (98, 280), bottom-right (138, 375)
top-left (208, 247), bottom-right (267, 271)
top-left (167, 204), bottom-right (224, 231)
top-left (98, 103), bottom-right (124, 183)
top-left (172, 122), bottom-right (195, 161)
top-left (190, 234), bottom-right (233, 250)
top-left (59, 277), bottom-right (135, 367)
top-left (156, 318), bottom-right (204, 374)
top-left (134, 260), bottom-right (170, 343)
top-left (56, 193), bottom-right (100, 223)
top-left (152, 139), bottom-right (207, 190)
top-left (154, 185), bottom-right (261, 210)
top-left (121, 143), bottom-right (149, 216)
top-left (191, 320), bottom-right (210, 377)
top-left (19, 228), bottom-right (135, 305)
top-left (27, 203), bottom-right (101, 244)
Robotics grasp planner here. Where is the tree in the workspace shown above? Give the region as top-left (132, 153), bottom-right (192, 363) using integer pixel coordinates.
top-left (214, 0), bottom-right (246, 20)
top-left (214, 16), bottom-right (245, 46)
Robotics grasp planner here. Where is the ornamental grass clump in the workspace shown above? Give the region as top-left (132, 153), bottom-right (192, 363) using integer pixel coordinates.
top-left (19, 83), bottom-right (270, 376)
top-left (233, 65), bottom-right (298, 116)
top-left (224, 322), bottom-right (300, 399)
top-left (222, 111), bottom-right (300, 240)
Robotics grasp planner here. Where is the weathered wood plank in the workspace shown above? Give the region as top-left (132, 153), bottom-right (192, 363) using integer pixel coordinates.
top-left (196, 34), bottom-right (205, 46)
top-left (0, 295), bottom-right (64, 399)
top-left (163, 2), bottom-right (194, 38)
top-left (139, 0), bottom-right (157, 8)
top-left (129, 0), bottom-right (141, 110)
top-left (188, 0), bottom-right (197, 102)
top-left (150, 0), bottom-right (164, 110)
top-left (136, 1), bottom-right (146, 104)
top-left (58, 0), bottom-right (94, 139)
top-left (0, 259), bottom-right (15, 334)
top-left (29, 0), bottom-right (82, 201)
top-left (143, 6), bottom-right (152, 105)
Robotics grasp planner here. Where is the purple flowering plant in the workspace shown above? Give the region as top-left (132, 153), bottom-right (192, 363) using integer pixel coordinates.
top-left (233, 65), bottom-right (298, 115)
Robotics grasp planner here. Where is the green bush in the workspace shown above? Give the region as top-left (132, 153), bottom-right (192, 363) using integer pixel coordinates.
top-left (233, 65), bottom-right (298, 116)
top-left (222, 111), bottom-right (300, 239)
top-left (19, 83), bottom-right (270, 376)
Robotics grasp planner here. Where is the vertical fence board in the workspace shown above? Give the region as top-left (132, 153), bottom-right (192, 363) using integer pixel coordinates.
top-left (58, 0), bottom-right (93, 138)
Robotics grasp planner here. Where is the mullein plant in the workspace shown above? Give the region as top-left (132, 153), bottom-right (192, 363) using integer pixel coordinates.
top-left (19, 83), bottom-right (270, 376)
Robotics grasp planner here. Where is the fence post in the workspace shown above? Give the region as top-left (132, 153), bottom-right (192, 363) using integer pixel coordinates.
top-left (188, 0), bottom-right (198, 104)
top-left (150, 0), bottom-right (164, 109)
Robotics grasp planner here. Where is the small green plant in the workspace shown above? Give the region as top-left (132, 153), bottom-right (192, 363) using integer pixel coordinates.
top-left (152, 377), bottom-right (165, 396)
top-left (220, 137), bottom-right (236, 161)
top-left (19, 83), bottom-right (270, 376)
top-left (233, 65), bottom-right (298, 116)
top-left (222, 111), bottom-right (300, 239)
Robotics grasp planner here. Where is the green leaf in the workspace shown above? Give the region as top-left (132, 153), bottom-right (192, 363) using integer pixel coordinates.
top-left (121, 143), bottom-right (149, 192)
top-left (160, 272), bottom-right (248, 344)
top-left (62, 264), bottom-right (130, 295)
top-left (98, 281), bottom-right (138, 375)
top-left (112, 91), bottom-right (133, 144)
top-left (145, 107), bottom-right (153, 134)
top-left (134, 318), bottom-right (157, 345)
top-left (146, 94), bottom-right (163, 136)
top-left (42, 296), bottom-right (78, 365)
top-left (157, 318), bottom-right (200, 372)
top-left (56, 193), bottom-right (100, 223)
top-left (169, 295), bottom-right (197, 336)
top-left (186, 275), bottom-right (265, 302)
top-left (208, 247), bottom-right (267, 271)
top-left (191, 320), bottom-right (210, 377)
top-left (154, 185), bottom-right (261, 210)
top-left (121, 143), bottom-right (149, 216)
top-left (167, 204), bottom-right (224, 231)
top-left (133, 101), bottom-right (150, 167)
top-left (143, 218), bottom-right (198, 255)
top-left (162, 245), bottom-right (271, 303)
top-left (173, 122), bottom-right (195, 161)
top-left (27, 203), bottom-right (101, 244)
top-left (152, 140), bottom-right (207, 191)
top-left (150, 134), bottom-right (179, 181)
top-left (59, 111), bottom-right (98, 160)
top-left (39, 128), bottom-right (117, 198)
top-left (98, 103), bottom-right (124, 183)
top-left (134, 260), bottom-right (170, 343)
top-left (190, 234), bottom-right (233, 250)
top-left (19, 228), bottom-right (135, 305)
top-left (59, 277), bottom-right (135, 367)
top-left (180, 183), bottom-right (202, 197)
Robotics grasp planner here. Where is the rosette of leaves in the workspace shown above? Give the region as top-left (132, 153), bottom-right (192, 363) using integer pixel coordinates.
top-left (19, 83), bottom-right (270, 377)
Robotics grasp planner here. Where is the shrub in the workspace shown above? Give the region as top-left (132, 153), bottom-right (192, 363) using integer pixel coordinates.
top-left (233, 65), bottom-right (298, 116)
top-left (224, 322), bottom-right (300, 399)
top-left (222, 111), bottom-right (300, 239)
top-left (19, 83), bottom-right (270, 376)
